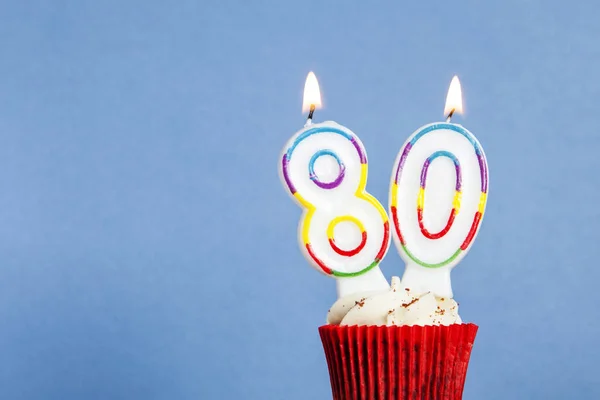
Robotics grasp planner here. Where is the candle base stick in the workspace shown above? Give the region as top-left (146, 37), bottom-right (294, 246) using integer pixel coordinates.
top-left (336, 267), bottom-right (390, 298)
top-left (401, 263), bottom-right (453, 298)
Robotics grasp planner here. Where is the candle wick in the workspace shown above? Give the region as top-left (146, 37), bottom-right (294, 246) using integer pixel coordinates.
top-left (445, 108), bottom-right (455, 123)
top-left (305, 104), bottom-right (316, 127)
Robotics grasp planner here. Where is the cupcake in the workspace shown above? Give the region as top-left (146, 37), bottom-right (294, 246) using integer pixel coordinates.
top-left (278, 73), bottom-right (488, 400)
top-left (319, 277), bottom-right (477, 400)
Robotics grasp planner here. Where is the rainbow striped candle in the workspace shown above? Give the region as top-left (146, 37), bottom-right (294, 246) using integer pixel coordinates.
top-left (278, 73), bottom-right (391, 298)
top-left (280, 121), bottom-right (391, 297)
top-left (389, 77), bottom-right (489, 298)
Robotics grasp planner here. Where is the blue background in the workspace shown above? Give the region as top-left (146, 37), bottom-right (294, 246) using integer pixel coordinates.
top-left (0, 1), bottom-right (598, 399)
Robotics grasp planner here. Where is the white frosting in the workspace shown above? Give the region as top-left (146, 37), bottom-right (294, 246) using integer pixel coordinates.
top-left (326, 276), bottom-right (461, 327)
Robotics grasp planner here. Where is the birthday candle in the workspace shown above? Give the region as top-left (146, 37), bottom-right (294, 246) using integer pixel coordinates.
top-left (389, 76), bottom-right (489, 298)
top-left (279, 72), bottom-right (391, 297)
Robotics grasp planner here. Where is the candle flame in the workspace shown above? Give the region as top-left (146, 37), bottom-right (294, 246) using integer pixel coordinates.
top-left (444, 76), bottom-right (463, 117)
top-left (302, 71), bottom-right (322, 113)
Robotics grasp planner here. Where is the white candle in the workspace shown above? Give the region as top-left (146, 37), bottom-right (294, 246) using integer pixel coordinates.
top-left (389, 76), bottom-right (489, 298)
top-left (279, 72), bottom-right (391, 297)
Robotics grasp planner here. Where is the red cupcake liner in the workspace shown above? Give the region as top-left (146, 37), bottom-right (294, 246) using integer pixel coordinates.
top-left (319, 324), bottom-right (478, 400)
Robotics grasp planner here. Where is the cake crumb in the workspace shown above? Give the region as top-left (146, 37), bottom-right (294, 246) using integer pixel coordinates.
top-left (401, 297), bottom-right (419, 308)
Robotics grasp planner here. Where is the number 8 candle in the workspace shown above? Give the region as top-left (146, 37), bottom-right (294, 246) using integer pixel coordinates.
top-left (389, 76), bottom-right (489, 298)
top-left (279, 72), bottom-right (391, 297)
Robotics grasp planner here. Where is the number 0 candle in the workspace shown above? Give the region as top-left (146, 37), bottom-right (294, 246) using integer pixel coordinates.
top-left (279, 72), bottom-right (391, 298)
top-left (389, 76), bottom-right (489, 298)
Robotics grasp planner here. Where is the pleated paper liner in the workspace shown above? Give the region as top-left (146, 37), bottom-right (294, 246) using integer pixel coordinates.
top-left (319, 323), bottom-right (478, 400)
